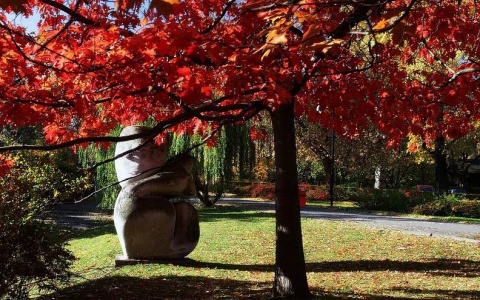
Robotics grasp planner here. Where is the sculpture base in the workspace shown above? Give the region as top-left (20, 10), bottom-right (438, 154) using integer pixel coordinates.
top-left (114, 254), bottom-right (194, 268)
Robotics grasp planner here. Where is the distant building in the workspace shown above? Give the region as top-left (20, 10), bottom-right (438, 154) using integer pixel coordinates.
top-left (462, 157), bottom-right (480, 194)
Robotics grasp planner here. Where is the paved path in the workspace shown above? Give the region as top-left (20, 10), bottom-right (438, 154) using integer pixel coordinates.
top-left (218, 198), bottom-right (480, 243)
top-left (301, 207), bottom-right (480, 243)
top-left (52, 198), bottom-right (480, 243)
top-left (50, 202), bottom-right (112, 230)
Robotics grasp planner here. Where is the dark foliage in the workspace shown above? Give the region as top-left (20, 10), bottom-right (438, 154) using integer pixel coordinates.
top-left (0, 149), bottom-right (78, 299)
top-left (413, 199), bottom-right (480, 219)
top-left (351, 188), bottom-right (433, 213)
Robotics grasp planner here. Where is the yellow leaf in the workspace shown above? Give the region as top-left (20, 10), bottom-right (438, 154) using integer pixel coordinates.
top-left (268, 33), bottom-right (287, 46)
top-left (261, 49), bottom-right (272, 61)
top-left (372, 10), bottom-right (402, 31)
top-left (255, 32), bottom-right (287, 60)
top-left (308, 39), bottom-right (343, 53)
top-left (373, 19), bottom-right (390, 30)
top-left (302, 24), bottom-right (321, 42)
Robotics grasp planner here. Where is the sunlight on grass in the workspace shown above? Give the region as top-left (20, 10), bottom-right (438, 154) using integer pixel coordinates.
top-left (307, 200), bottom-right (359, 209)
top-left (57, 205), bottom-right (480, 299)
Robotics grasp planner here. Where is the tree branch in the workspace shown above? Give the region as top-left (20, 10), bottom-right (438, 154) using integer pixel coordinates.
top-left (200, 0), bottom-right (236, 34)
top-left (39, 0), bottom-right (100, 26)
top-left (0, 97), bottom-right (265, 153)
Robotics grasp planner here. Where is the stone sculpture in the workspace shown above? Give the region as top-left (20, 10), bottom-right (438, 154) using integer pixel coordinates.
top-left (114, 126), bottom-right (200, 260)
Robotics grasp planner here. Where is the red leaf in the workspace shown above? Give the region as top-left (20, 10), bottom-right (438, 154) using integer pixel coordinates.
top-left (201, 86), bottom-right (212, 97)
top-left (177, 67), bottom-right (191, 76)
top-left (0, 155), bottom-right (14, 177)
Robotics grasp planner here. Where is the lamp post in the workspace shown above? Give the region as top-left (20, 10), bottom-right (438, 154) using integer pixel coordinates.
top-left (329, 128), bottom-right (335, 207)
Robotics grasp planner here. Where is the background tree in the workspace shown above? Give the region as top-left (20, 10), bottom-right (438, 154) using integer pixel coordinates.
top-left (170, 130), bottom-right (227, 207)
top-left (0, 127), bottom-right (86, 299)
top-left (408, 123), bottom-right (480, 193)
top-left (296, 119), bottom-right (423, 189)
top-left (78, 126), bottom-right (123, 208)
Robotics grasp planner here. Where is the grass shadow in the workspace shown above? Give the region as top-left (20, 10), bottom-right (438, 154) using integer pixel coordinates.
top-left (166, 258), bottom-right (479, 279)
top-left (306, 259), bottom-right (480, 278)
top-left (45, 275), bottom-right (273, 299)
top-left (41, 274), bottom-right (419, 300)
top-left (45, 272), bottom-right (480, 299)
top-left (387, 287), bottom-right (480, 299)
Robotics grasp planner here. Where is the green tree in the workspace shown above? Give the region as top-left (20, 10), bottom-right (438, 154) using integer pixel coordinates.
top-left (170, 130), bottom-right (226, 206)
top-left (0, 128), bottom-right (81, 299)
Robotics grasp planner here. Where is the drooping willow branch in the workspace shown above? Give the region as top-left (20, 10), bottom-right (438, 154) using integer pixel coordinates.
top-left (71, 102), bottom-right (264, 203)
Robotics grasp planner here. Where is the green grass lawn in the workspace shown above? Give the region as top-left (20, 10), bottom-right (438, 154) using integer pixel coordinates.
top-left (49, 204), bottom-right (480, 299)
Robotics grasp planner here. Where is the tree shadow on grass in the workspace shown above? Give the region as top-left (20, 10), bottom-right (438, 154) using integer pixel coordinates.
top-left (167, 258), bottom-right (479, 279)
top-left (387, 287), bottom-right (480, 300)
top-left (45, 258), bottom-right (480, 299)
top-left (171, 259), bottom-right (479, 298)
top-left (38, 274), bottom-right (407, 300)
top-left (45, 275), bottom-right (273, 299)
top-left (306, 259), bottom-right (480, 278)
top-left (43, 273), bottom-right (480, 300)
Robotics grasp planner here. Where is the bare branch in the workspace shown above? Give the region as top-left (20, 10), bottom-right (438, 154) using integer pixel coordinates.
top-left (39, 0), bottom-right (100, 27)
top-left (7, 99), bottom-right (74, 108)
top-left (200, 0), bottom-right (236, 34)
top-left (0, 97), bottom-right (266, 153)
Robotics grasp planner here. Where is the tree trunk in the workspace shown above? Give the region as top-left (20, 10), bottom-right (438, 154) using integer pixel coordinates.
top-left (374, 167), bottom-right (381, 189)
top-left (270, 103), bottom-right (311, 298)
top-left (434, 136), bottom-right (449, 194)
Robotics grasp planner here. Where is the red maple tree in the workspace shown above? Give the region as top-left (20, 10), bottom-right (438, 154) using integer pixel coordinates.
top-left (1, 0), bottom-right (479, 297)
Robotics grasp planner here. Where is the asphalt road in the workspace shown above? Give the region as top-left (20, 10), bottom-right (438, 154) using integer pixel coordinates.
top-left (218, 198), bottom-right (480, 243)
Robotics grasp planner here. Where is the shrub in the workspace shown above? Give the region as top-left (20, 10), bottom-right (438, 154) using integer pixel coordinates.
top-left (0, 211), bottom-right (73, 299)
top-left (0, 151), bottom-right (77, 299)
top-left (334, 186), bottom-right (359, 202)
top-left (406, 190), bottom-right (436, 206)
top-left (412, 201), bottom-right (452, 216)
top-left (227, 181), bottom-right (252, 197)
top-left (351, 188), bottom-right (431, 213)
top-left (413, 199), bottom-right (480, 219)
top-left (305, 185), bottom-right (330, 201)
top-left (450, 201), bottom-right (480, 218)
top-left (250, 183), bottom-right (275, 200)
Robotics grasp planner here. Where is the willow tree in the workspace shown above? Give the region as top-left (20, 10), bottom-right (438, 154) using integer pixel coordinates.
top-left (169, 130), bottom-right (226, 206)
top-left (169, 122), bottom-right (256, 206)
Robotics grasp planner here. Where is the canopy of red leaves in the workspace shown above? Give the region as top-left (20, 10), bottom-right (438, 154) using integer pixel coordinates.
top-left (0, 0), bottom-right (479, 151)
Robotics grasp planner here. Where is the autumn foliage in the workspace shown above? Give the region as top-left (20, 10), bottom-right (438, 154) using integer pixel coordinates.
top-left (0, 0), bottom-right (477, 155)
